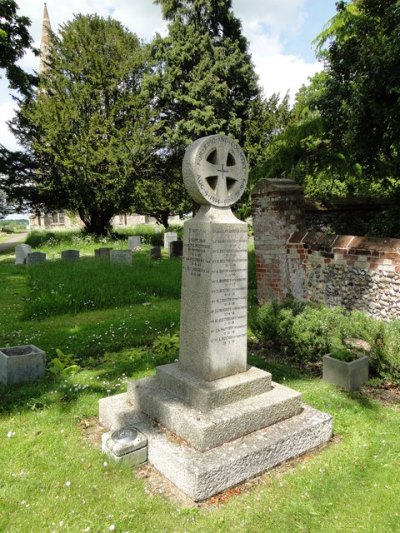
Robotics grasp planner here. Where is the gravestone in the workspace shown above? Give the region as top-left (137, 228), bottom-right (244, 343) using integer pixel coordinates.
top-left (94, 247), bottom-right (112, 260)
top-left (110, 249), bottom-right (132, 266)
top-left (26, 251), bottom-right (46, 265)
top-left (99, 135), bottom-right (332, 501)
top-left (150, 246), bottom-right (161, 260)
top-left (0, 345), bottom-right (46, 385)
top-left (169, 240), bottom-right (183, 258)
top-left (15, 244), bottom-right (33, 265)
top-left (61, 249), bottom-right (80, 261)
top-left (164, 231), bottom-right (177, 250)
top-left (128, 236), bottom-right (141, 251)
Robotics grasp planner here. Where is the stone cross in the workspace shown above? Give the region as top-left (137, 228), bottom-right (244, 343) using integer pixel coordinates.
top-left (180, 134), bottom-right (248, 380)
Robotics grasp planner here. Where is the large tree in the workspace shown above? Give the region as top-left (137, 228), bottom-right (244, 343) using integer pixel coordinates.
top-left (3, 14), bottom-right (157, 235)
top-left (0, 0), bottom-right (37, 95)
top-left (314, 0), bottom-right (400, 184)
top-left (141, 0), bottom-right (262, 203)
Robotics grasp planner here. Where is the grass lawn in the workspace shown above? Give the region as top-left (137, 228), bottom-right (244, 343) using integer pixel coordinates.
top-left (0, 238), bottom-right (399, 532)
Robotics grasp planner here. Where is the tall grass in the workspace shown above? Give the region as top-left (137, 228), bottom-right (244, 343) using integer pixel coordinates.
top-left (24, 253), bottom-right (182, 319)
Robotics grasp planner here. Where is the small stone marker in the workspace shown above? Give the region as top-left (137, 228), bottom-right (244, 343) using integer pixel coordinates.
top-left (26, 251), bottom-right (46, 265)
top-left (128, 236), bottom-right (141, 250)
top-left (110, 249), bottom-right (132, 266)
top-left (164, 232), bottom-right (178, 250)
top-left (15, 244), bottom-right (33, 265)
top-left (102, 427), bottom-right (147, 466)
top-left (99, 134), bottom-right (332, 501)
top-left (61, 249), bottom-right (80, 261)
top-left (94, 247), bottom-right (112, 260)
top-left (150, 246), bottom-right (161, 260)
top-left (0, 344), bottom-right (46, 385)
top-left (169, 240), bottom-right (183, 258)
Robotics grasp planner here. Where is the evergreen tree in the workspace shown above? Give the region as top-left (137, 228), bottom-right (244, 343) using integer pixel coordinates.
top-left (3, 14), bottom-right (157, 235)
top-left (147, 0), bottom-right (261, 166)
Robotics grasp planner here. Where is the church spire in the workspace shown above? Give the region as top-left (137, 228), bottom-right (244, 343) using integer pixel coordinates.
top-left (39, 3), bottom-right (52, 74)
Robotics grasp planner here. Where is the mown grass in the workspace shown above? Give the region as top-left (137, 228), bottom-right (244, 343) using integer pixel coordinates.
top-left (0, 235), bottom-right (399, 532)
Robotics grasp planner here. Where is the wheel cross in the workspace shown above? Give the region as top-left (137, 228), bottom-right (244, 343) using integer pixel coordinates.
top-left (183, 135), bottom-right (248, 207)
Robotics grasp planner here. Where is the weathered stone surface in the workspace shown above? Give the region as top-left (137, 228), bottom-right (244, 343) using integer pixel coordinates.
top-left (110, 249), bottom-right (132, 266)
top-left (61, 249), bottom-right (80, 261)
top-left (179, 206), bottom-right (248, 381)
top-left (169, 240), bottom-right (183, 258)
top-left (128, 236), bottom-right (141, 250)
top-left (156, 363), bottom-right (271, 411)
top-left (127, 378), bottom-right (302, 451)
top-left (0, 345), bottom-right (46, 385)
top-left (150, 246), bottom-right (161, 260)
top-left (26, 251), bottom-right (46, 265)
top-left (323, 354), bottom-right (369, 391)
top-left (94, 247), bottom-right (112, 260)
top-left (15, 244), bottom-right (32, 265)
top-left (99, 393), bottom-right (333, 501)
top-left (182, 134), bottom-right (248, 208)
top-left (164, 232), bottom-right (178, 250)
top-left (101, 429), bottom-right (148, 466)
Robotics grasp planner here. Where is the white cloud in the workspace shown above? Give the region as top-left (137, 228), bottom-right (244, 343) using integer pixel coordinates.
top-left (233, 0), bottom-right (306, 35)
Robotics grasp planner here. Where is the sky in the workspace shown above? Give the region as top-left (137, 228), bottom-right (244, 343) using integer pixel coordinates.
top-left (0, 0), bottom-right (338, 153)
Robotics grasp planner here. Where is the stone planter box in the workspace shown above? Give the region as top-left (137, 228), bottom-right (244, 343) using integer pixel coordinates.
top-left (322, 354), bottom-right (369, 392)
top-left (0, 345), bottom-right (46, 385)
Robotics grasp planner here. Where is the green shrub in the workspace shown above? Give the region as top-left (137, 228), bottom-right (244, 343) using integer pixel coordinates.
top-left (254, 299), bottom-right (400, 382)
top-left (152, 333), bottom-right (180, 357)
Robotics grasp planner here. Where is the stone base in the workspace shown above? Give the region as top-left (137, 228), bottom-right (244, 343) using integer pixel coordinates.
top-left (127, 376), bottom-right (302, 451)
top-left (99, 393), bottom-right (332, 501)
top-left (156, 363), bottom-right (272, 411)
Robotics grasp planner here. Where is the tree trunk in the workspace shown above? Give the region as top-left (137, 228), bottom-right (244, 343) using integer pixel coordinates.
top-left (79, 208), bottom-right (113, 236)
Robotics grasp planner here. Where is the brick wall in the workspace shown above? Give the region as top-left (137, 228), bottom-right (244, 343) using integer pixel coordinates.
top-left (252, 179), bottom-right (400, 321)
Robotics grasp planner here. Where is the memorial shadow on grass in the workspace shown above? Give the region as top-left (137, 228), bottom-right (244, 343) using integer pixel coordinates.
top-left (0, 346), bottom-right (177, 416)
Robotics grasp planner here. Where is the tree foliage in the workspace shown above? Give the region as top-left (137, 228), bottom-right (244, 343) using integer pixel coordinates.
top-left (261, 0), bottom-right (400, 201)
top-left (2, 14), bottom-right (157, 235)
top-left (150, 0), bottom-right (260, 152)
top-left (0, 0), bottom-right (37, 95)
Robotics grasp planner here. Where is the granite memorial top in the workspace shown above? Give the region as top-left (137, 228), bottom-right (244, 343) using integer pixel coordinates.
top-left (183, 134), bottom-right (248, 208)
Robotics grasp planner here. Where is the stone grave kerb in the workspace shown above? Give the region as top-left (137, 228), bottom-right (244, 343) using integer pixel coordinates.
top-left (180, 134), bottom-right (249, 381)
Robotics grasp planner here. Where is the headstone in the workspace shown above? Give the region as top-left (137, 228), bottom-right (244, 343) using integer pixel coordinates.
top-left (94, 247), bottom-right (112, 260)
top-left (169, 240), bottom-right (183, 258)
top-left (110, 249), bottom-right (132, 266)
top-left (150, 246), bottom-right (161, 260)
top-left (99, 135), bottom-right (332, 501)
top-left (0, 345), bottom-right (46, 385)
top-left (26, 251), bottom-right (46, 265)
top-left (128, 236), bottom-right (141, 250)
top-left (164, 231), bottom-right (178, 250)
top-left (15, 244), bottom-right (33, 265)
top-left (61, 249), bottom-right (80, 261)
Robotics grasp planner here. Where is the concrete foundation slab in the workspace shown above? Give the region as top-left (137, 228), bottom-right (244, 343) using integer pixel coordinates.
top-left (155, 363), bottom-right (272, 411)
top-left (99, 393), bottom-right (332, 501)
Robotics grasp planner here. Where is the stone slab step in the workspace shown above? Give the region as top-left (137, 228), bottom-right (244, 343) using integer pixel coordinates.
top-left (156, 363), bottom-right (272, 411)
top-left (127, 378), bottom-right (302, 451)
top-left (99, 393), bottom-right (332, 501)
